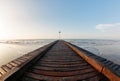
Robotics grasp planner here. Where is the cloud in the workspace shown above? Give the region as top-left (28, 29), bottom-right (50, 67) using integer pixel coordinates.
top-left (96, 23), bottom-right (120, 32)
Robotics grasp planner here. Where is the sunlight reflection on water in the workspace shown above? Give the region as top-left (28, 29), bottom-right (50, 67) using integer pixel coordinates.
top-left (0, 39), bottom-right (55, 66)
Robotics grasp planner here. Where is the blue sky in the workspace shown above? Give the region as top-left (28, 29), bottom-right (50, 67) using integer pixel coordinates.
top-left (0, 0), bottom-right (120, 39)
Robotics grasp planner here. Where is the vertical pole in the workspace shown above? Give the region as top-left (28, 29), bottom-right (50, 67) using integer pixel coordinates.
top-left (59, 31), bottom-right (61, 40)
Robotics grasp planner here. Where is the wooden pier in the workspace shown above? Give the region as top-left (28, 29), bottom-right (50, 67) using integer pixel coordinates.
top-left (0, 40), bottom-right (120, 81)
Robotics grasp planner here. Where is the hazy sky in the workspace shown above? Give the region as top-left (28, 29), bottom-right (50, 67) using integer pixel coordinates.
top-left (0, 0), bottom-right (120, 39)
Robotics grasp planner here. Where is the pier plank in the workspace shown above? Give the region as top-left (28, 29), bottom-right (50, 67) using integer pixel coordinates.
top-left (1, 65), bottom-right (11, 72)
top-left (0, 67), bottom-right (6, 75)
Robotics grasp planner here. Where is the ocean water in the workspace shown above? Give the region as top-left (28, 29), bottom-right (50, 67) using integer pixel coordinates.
top-left (65, 39), bottom-right (120, 65)
top-left (0, 39), bottom-right (55, 66)
top-left (0, 39), bottom-right (120, 66)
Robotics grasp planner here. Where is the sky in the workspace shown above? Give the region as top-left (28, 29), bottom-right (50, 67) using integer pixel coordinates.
top-left (0, 0), bottom-right (120, 39)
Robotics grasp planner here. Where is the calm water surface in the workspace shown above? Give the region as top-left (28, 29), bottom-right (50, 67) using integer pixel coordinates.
top-left (0, 39), bottom-right (120, 66)
top-left (0, 39), bottom-right (55, 66)
top-left (66, 39), bottom-right (120, 65)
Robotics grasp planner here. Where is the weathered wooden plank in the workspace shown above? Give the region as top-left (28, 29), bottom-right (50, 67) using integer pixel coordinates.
top-left (13, 60), bottom-right (22, 65)
top-left (9, 62), bottom-right (18, 67)
top-left (0, 67), bottom-right (6, 75)
top-left (1, 65), bottom-right (11, 72)
top-left (30, 68), bottom-right (95, 77)
top-left (33, 65), bottom-right (91, 71)
top-left (35, 62), bottom-right (88, 67)
top-left (6, 63), bottom-right (14, 69)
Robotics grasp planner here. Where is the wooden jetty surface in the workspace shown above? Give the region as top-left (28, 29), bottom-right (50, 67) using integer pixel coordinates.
top-left (0, 40), bottom-right (120, 81)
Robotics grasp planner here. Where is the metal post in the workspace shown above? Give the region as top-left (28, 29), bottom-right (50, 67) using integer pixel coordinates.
top-left (59, 31), bottom-right (61, 40)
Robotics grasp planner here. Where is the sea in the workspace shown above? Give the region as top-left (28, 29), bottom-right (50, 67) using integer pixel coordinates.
top-left (0, 39), bottom-right (120, 66)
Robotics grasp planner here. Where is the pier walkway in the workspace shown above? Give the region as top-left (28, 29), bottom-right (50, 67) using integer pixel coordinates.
top-left (0, 40), bottom-right (120, 81)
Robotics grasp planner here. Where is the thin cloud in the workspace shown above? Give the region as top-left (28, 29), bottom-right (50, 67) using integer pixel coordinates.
top-left (96, 23), bottom-right (120, 32)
